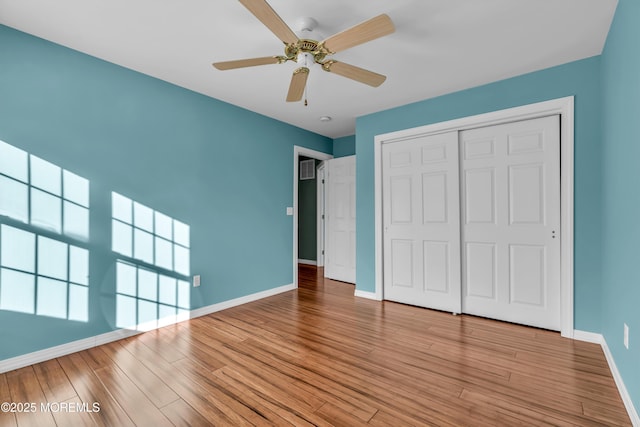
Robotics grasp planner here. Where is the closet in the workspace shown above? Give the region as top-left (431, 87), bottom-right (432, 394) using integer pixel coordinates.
top-left (382, 115), bottom-right (561, 330)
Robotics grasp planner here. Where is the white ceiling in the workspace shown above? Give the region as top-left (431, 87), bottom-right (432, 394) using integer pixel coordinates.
top-left (0, 0), bottom-right (618, 138)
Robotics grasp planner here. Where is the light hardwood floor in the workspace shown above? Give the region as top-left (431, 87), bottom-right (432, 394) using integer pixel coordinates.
top-left (0, 264), bottom-right (631, 426)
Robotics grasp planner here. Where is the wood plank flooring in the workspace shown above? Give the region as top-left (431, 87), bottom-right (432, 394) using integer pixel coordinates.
top-left (0, 264), bottom-right (631, 426)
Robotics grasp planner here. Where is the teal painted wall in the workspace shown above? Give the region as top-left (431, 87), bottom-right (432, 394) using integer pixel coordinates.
top-left (601, 0), bottom-right (640, 411)
top-left (298, 157), bottom-right (318, 261)
top-left (0, 25), bottom-right (331, 360)
top-left (356, 57), bottom-right (603, 333)
top-left (333, 135), bottom-right (356, 158)
top-left (3, 15), bottom-right (638, 412)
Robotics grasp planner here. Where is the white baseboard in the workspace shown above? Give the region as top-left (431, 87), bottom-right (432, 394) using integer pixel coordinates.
top-left (0, 328), bottom-right (141, 374)
top-left (297, 259), bottom-right (317, 266)
top-left (0, 283), bottom-right (295, 374)
top-left (354, 289), bottom-right (382, 301)
top-left (574, 330), bottom-right (639, 425)
top-left (573, 329), bottom-right (603, 344)
top-left (189, 283), bottom-right (294, 319)
top-left (601, 338), bottom-right (640, 426)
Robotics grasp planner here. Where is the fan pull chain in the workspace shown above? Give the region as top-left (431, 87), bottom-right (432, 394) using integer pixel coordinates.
top-left (304, 76), bottom-right (309, 106)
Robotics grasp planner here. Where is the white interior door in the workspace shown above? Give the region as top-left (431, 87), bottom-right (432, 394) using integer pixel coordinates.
top-left (460, 115), bottom-right (561, 330)
top-left (382, 132), bottom-right (461, 313)
top-left (325, 156), bottom-right (356, 283)
top-left (316, 164), bottom-right (325, 267)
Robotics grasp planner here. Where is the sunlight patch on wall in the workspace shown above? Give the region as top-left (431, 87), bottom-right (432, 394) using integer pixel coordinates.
top-left (115, 260), bottom-right (190, 331)
top-left (0, 140), bottom-right (90, 240)
top-left (111, 192), bottom-right (190, 275)
top-left (0, 139), bottom-right (91, 322)
top-left (0, 224), bottom-right (89, 321)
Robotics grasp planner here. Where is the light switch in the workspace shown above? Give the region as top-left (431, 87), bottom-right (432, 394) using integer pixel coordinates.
top-left (286, 207), bottom-right (293, 216)
top-left (193, 275), bottom-right (201, 287)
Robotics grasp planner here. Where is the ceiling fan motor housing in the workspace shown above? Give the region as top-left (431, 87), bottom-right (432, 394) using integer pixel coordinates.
top-left (284, 38), bottom-right (328, 64)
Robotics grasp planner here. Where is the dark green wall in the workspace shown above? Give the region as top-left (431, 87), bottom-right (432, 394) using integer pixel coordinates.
top-left (298, 157), bottom-right (319, 261)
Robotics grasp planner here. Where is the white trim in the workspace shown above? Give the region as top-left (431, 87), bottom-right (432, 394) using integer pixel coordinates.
top-left (602, 340), bottom-right (640, 426)
top-left (573, 329), bottom-right (604, 344)
top-left (373, 96), bottom-right (575, 337)
top-left (354, 289), bottom-right (382, 301)
top-left (298, 259), bottom-right (317, 266)
top-left (317, 163), bottom-right (326, 267)
top-left (189, 283), bottom-right (294, 318)
top-left (574, 331), bottom-right (640, 426)
top-left (0, 283), bottom-right (294, 374)
top-left (0, 329), bottom-right (141, 374)
top-left (293, 146), bottom-right (332, 288)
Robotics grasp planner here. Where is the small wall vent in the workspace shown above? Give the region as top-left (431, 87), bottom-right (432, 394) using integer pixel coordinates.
top-left (300, 159), bottom-right (315, 180)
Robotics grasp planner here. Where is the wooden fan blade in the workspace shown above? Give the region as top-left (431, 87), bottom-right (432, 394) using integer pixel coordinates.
top-left (322, 14), bottom-right (394, 54)
top-left (238, 0), bottom-right (298, 45)
top-left (213, 56), bottom-right (281, 70)
top-left (286, 67), bottom-right (309, 102)
top-left (322, 61), bottom-right (386, 87)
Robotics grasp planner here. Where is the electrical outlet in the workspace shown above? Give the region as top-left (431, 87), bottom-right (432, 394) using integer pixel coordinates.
top-left (193, 275), bottom-right (201, 287)
top-left (624, 323), bottom-right (629, 349)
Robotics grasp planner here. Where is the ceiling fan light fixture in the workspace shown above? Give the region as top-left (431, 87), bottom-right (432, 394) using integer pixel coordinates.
top-left (212, 0), bottom-right (395, 104)
top-left (297, 51), bottom-right (313, 66)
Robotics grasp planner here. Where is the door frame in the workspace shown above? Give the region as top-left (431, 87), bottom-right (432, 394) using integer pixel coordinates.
top-left (373, 96), bottom-right (575, 338)
top-left (316, 163), bottom-right (326, 267)
top-left (293, 146), bottom-right (332, 288)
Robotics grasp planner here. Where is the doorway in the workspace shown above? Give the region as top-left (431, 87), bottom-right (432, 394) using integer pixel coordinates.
top-left (293, 146), bottom-right (332, 288)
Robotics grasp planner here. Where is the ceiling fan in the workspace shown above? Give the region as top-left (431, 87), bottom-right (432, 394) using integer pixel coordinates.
top-left (212, 0), bottom-right (395, 103)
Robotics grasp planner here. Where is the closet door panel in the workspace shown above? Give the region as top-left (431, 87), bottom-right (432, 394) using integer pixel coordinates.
top-left (382, 132), bottom-right (461, 313)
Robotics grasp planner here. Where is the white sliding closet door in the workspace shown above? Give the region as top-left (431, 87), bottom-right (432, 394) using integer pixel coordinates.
top-left (324, 156), bottom-right (356, 283)
top-left (460, 115), bottom-right (561, 330)
top-left (382, 132), bottom-right (462, 313)
top-left (381, 115), bottom-right (561, 330)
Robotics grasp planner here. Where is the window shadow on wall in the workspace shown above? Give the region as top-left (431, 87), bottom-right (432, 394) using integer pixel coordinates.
top-left (111, 192), bottom-right (191, 331)
top-left (0, 140), bottom-right (90, 322)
